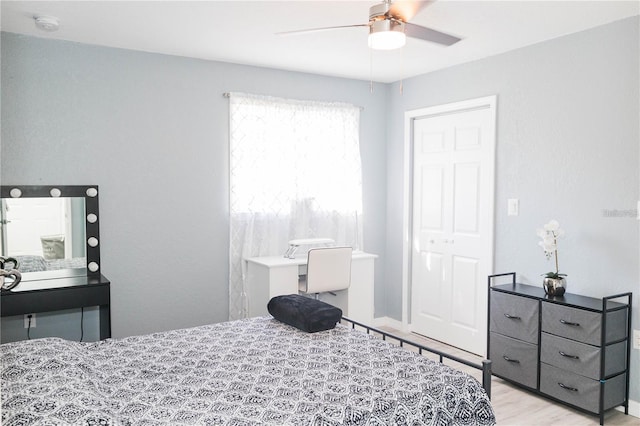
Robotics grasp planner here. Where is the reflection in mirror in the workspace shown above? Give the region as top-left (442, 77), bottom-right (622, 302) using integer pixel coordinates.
top-left (1, 197), bottom-right (86, 271)
top-left (0, 186), bottom-right (100, 279)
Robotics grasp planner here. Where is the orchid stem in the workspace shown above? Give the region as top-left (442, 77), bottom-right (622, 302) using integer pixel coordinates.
top-left (554, 234), bottom-right (559, 275)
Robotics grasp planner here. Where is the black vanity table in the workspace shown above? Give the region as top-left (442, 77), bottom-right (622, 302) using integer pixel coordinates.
top-left (0, 185), bottom-right (111, 340)
top-left (0, 269), bottom-right (111, 339)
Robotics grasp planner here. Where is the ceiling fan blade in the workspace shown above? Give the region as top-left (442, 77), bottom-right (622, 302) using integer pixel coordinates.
top-left (276, 24), bottom-right (369, 36)
top-left (404, 22), bottom-right (461, 46)
top-left (389, 0), bottom-right (434, 22)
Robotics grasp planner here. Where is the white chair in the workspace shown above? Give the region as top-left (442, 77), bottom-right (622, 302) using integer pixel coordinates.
top-left (299, 246), bottom-right (352, 298)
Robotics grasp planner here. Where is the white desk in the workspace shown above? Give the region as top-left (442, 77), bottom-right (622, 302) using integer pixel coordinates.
top-left (245, 251), bottom-right (377, 324)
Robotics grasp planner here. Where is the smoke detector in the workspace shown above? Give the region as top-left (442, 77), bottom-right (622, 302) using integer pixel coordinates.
top-left (34, 15), bottom-right (59, 32)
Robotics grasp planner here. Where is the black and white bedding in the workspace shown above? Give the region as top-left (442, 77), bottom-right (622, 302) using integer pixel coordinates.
top-left (1, 316), bottom-right (495, 426)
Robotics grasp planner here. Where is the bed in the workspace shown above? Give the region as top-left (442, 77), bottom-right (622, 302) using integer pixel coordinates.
top-left (1, 315), bottom-right (495, 425)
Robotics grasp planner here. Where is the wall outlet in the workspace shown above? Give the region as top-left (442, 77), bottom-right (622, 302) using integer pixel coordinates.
top-left (24, 313), bottom-right (36, 328)
top-left (634, 329), bottom-right (640, 350)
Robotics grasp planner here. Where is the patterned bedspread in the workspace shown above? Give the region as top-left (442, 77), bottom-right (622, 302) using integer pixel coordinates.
top-left (1, 316), bottom-right (495, 425)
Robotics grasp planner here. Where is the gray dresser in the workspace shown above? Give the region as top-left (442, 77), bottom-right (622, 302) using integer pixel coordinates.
top-left (488, 273), bottom-right (631, 425)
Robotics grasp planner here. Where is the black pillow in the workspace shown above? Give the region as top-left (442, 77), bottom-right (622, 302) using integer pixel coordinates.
top-left (268, 294), bottom-right (342, 333)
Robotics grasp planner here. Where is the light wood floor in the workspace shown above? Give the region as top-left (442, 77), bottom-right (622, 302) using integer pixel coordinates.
top-left (377, 327), bottom-right (639, 426)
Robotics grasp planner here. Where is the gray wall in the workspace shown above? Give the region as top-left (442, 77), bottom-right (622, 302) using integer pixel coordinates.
top-left (0, 32), bottom-right (389, 340)
top-left (385, 15), bottom-right (639, 404)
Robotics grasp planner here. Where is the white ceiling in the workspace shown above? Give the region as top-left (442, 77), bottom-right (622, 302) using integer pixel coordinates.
top-left (1, 1), bottom-right (638, 83)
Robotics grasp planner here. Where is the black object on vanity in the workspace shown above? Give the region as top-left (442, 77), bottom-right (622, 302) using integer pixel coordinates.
top-left (0, 185), bottom-right (111, 340)
top-left (488, 272), bottom-right (631, 425)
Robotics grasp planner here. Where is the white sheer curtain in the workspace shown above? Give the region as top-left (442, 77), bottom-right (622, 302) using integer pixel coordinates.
top-left (228, 92), bottom-right (363, 320)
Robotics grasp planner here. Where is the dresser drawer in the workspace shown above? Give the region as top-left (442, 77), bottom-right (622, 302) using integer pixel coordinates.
top-left (490, 332), bottom-right (538, 389)
top-left (540, 333), bottom-right (627, 380)
top-left (542, 303), bottom-right (628, 346)
top-left (540, 363), bottom-right (626, 413)
top-left (490, 291), bottom-right (539, 344)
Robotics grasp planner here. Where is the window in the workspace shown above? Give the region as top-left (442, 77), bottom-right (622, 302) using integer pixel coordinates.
top-left (228, 92), bottom-right (363, 319)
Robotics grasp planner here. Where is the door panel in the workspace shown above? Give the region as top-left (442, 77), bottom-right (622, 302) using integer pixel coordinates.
top-left (454, 126), bottom-right (481, 150)
top-left (421, 131), bottom-right (446, 153)
top-left (419, 166), bottom-right (444, 230)
top-left (451, 256), bottom-right (479, 328)
top-left (416, 250), bottom-right (446, 321)
top-left (453, 162), bottom-right (480, 234)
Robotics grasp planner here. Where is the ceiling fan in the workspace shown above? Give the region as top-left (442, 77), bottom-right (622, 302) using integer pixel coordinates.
top-left (277, 0), bottom-right (461, 50)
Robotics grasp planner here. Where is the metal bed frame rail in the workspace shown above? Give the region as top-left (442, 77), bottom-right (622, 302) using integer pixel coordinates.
top-left (340, 317), bottom-right (492, 398)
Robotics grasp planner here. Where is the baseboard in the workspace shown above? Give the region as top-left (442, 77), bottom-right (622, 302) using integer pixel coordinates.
top-left (371, 316), bottom-right (408, 332)
top-left (616, 399), bottom-right (640, 418)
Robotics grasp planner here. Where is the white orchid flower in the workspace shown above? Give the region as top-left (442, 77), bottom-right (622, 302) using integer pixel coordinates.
top-left (537, 219), bottom-right (565, 278)
top-left (543, 219), bottom-right (564, 237)
top-left (539, 239), bottom-right (556, 253)
top-left (544, 220), bottom-right (560, 232)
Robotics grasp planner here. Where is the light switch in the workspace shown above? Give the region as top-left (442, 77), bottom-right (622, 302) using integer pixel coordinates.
top-left (508, 198), bottom-right (519, 216)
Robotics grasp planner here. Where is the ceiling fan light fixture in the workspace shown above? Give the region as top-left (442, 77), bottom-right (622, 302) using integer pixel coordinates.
top-left (368, 19), bottom-right (406, 50)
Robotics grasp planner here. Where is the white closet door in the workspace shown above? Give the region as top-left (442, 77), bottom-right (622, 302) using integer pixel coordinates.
top-left (410, 97), bottom-right (496, 356)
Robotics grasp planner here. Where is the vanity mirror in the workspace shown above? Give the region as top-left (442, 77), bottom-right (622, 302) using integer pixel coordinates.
top-left (0, 185), bottom-right (100, 280)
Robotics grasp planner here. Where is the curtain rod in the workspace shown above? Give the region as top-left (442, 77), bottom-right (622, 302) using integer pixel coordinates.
top-left (222, 92), bottom-right (364, 110)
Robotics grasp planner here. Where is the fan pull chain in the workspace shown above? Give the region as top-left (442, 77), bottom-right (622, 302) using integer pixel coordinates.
top-left (369, 48), bottom-right (374, 93)
top-left (399, 42), bottom-right (404, 95)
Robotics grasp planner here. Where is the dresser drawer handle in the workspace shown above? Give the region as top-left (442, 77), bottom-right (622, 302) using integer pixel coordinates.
top-left (559, 319), bottom-right (580, 327)
top-left (559, 351), bottom-right (580, 360)
top-left (558, 383), bottom-right (579, 392)
top-left (502, 355), bottom-right (520, 363)
top-left (503, 313), bottom-right (521, 320)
